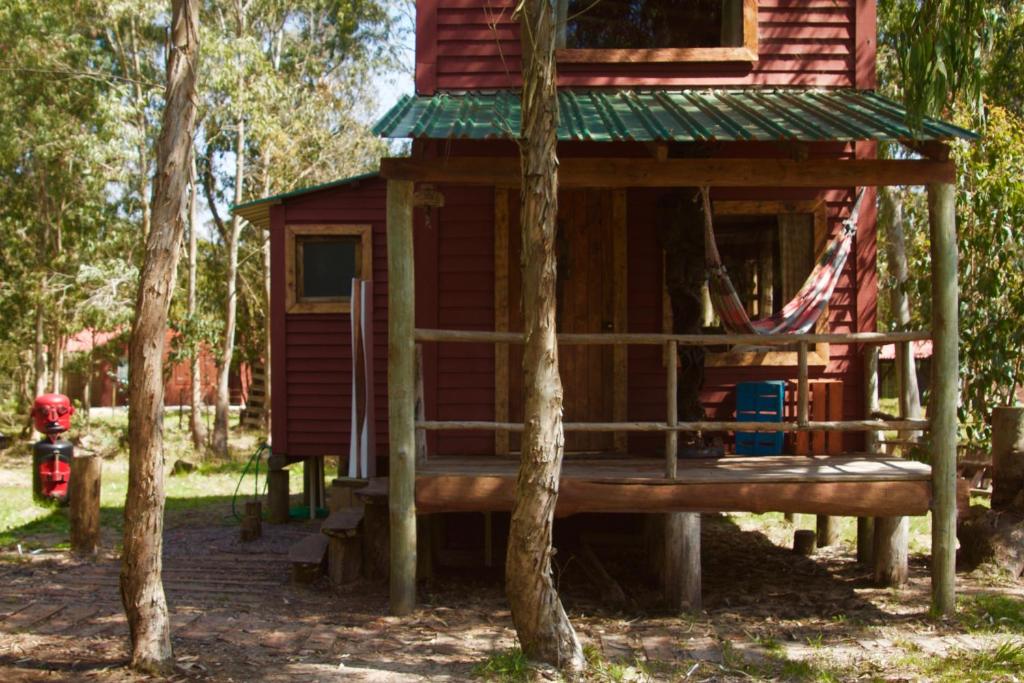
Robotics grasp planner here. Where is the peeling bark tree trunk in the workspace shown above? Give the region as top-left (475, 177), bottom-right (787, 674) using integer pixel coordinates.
top-left (879, 187), bottom-right (922, 423)
top-left (119, 1), bottom-right (199, 674)
top-left (188, 155), bottom-right (207, 450)
top-left (504, 0), bottom-right (584, 673)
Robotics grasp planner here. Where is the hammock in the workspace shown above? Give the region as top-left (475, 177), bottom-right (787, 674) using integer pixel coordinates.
top-left (701, 187), bottom-right (865, 336)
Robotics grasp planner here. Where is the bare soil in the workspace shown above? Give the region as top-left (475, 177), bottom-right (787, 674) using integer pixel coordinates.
top-left (1, 512), bottom-right (1022, 682)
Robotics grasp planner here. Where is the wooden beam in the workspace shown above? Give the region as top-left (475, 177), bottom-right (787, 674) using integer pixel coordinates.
top-left (494, 188), bottom-right (511, 456)
top-left (928, 181), bottom-right (958, 615)
top-left (612, 190), bottom-right (629, 453)
top-left (416, 419), bottom-right (930, 433)
top-left (380, 157), bottom-right (956, 188)
top-left (416, 476), bottom-right (933, 517)
top-left (387, 178), bottom-right (417, 615)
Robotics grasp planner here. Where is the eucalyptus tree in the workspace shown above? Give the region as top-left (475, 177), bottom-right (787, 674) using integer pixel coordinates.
top-left (198, 0), bottom-right (393, 454)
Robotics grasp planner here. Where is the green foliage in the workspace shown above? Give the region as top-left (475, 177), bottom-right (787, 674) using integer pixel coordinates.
top-left (919, 640), bottom-right (1024, 683)
top-left (954, 107), bottom-right (1024, 446)
top-left (474, 648), bottom-right (530, 682)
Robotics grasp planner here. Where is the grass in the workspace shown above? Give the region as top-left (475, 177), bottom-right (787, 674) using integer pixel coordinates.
top-left (904, 640), bottom-right (1024, 683)
top-left (474, 648), bottom-right (530, 682)
top-left (0, 412), bottom-right (303, 551)
top-left (960, 594), bottom-right (1024, 634)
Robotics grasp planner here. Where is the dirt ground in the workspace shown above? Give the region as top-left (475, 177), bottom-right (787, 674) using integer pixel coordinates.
top-left (1, 511), bottom-right (1023, 683)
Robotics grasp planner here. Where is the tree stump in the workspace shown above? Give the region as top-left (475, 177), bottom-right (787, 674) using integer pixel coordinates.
top-left (958, 505), bottom-right (1024, 578)
top-left (793, 529), bottom-right (816, 556)
top-left (991, 406), bottom-right (1024, 510)
top-left (240, 501), bottom-right (262, 542)
top-left (69, 455), bottom-right (101, 555)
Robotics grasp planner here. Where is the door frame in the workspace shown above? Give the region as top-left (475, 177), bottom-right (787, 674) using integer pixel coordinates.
top-left (493, 187), bottom-right (629, 455)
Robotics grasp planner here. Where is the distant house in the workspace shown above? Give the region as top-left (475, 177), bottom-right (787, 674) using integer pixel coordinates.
top-left (879, 340), bottom-right (932, 401)
top-left (62, 328), bottom-right (249, 408)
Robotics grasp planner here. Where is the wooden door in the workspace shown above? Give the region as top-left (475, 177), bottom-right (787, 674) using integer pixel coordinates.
top-left (505, 189), bottom-right (626, 453)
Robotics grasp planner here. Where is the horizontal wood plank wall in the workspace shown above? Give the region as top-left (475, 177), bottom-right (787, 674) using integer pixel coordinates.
top-left (435, 186), bottom-right (496, 456)
top-left (280, 177), bottom-right (390, 459)
top-left (428, 0), bottom-right (856, 91)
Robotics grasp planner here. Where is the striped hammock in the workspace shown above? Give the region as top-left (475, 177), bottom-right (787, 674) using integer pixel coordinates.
top-left (700, 187), bottom-right (864, 336)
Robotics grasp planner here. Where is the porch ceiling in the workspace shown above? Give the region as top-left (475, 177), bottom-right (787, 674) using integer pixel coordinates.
top-left (373, 89), bottom-right (978, 144)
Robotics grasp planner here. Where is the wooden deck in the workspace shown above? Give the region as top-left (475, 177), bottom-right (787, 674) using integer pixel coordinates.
top-left (416, 455), bottom-right (936, 517)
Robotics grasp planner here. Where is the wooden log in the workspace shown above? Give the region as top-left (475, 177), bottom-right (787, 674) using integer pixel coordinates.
top-left (666, 340), bottom-right (678, 479)
top-left (267, 469), bottom-right (289, 524)
top-left (797, 342), bottom-right (809, 426)
top-left (793, 529), bottom-right (816, 556)
top-left (413, 328), bottom-right (931, 347)
top-left (857, 517), bottom-right (875, 565)
top-left (69, 455), bottom-right (101, 555)
top-left (860, 346), bottom-right (880, 565)
top-left (416, 419), bottom-right (930, 433)
top-left (664, 512), bottom-right (701, 612)
top-left (240, 501), bottom-right (262, 542)
top-left (362, 495), bottom-right (390, 580)
top-left (816, 514), bottom-right (839, 547)
top-left (380, 157), bottom-right (956, 188)
top-left (416, 476), bottom-right (933, 517)
top-left (387, 178), bottom-right (417, 615)
top-left (928, 181), bottom-right (958, 615)
top-left (415, 344), bottom-right (428, 464)
top-left (991, 407), bottom-right (1024, 510)
top-left (873, 515), bottom-right (908, 587)
top-left (328, 535), bottom-right (363, 586)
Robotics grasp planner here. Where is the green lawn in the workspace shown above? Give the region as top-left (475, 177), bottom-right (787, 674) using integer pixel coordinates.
top-left (0, 412), bottom-right (303, 551)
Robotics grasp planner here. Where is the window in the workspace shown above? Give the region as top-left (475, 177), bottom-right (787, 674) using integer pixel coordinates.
top-left (285, 224), bottom-right (372, 314)
top-left (557, 0), bottom-right (758, 63)
top-left (705, 199), bottom-right (829, 367)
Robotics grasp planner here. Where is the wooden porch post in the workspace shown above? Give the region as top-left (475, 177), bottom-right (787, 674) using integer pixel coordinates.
top-left (387, 178), bottom-right (417, 615)
top-left (858, 345), bottom-right (879, 565)
top-left (928, 181), bottom-right (958, 615)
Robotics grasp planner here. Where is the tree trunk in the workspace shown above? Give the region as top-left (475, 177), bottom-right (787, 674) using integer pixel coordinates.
top-left (212, 10), bottom-right (247, 456)
top-left (263, 221), bottom-right (272, 434)
top-left (119, 1), bottom-right (199, 674)
top-left (212, 119), bottom-right (244, 456)
top-left (505, 0), bottom-right (584, 673)
top-left (187, 154), bottom-right (207, 450)
top-left (879, 187), bottom-right (922, 424)
top-left (34, 302), bottom-right (47, 396)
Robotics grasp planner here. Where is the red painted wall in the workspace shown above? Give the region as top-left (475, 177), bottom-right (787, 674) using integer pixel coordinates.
top-left (416, 0), bottom-right (872, 94)
top-left (269, 145), bottom-right (877, 460)
top-left (270, 177), bottom-right (390, 459)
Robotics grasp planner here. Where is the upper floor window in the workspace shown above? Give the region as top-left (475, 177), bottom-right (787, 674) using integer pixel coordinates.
top-left (557, 0), bottom-right (758, 63)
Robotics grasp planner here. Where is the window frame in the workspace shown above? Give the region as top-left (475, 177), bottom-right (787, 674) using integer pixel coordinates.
top-left (556, 0), bottom-right (759, 64)
top-left (704, 198), bottom-right (830, 368)
top-left (284, 223), bottom-right (372, 314)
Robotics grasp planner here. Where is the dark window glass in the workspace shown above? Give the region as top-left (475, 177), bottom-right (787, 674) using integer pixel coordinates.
top-left (563, 0), bottom-right (744, 50)
top-left (298, 237), bottom-right (358, 300)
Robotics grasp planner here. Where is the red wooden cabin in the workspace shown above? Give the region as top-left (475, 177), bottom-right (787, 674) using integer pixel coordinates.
top-left (234, 0), bottom-right (974, 613)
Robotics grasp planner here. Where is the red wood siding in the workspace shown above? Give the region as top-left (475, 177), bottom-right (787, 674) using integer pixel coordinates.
top-left (418, 0), bottom-right (865, 92)
top-left (271, 177), bottom-right (390, 459)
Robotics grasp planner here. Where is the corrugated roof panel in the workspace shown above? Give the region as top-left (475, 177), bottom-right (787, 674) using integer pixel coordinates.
top-left (372, 89), bottom-right (979, 143)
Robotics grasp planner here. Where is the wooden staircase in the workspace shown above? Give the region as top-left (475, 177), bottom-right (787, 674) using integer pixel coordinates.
top-left (241, 363), bottom-right (266, 430)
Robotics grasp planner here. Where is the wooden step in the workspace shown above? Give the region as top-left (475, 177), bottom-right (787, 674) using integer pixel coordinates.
top-left (287, 534), bottom-right (328, 584)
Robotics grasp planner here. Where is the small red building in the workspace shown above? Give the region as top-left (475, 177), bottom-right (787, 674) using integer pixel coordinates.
top-left (234, 0), bottom-right (974, 611)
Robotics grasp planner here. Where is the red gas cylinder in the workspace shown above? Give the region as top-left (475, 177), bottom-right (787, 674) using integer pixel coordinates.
top-left (31, 394), bottom-right (74, 503)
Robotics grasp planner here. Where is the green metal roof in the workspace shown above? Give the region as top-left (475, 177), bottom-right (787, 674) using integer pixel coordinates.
top-left (373, 89), bottom-right (978, 143)
top-left (231, 171), bottom-right (379, 229)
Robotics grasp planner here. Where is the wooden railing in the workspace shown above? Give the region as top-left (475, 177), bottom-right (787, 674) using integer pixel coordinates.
top-left (412, 328), bottom-right (932, 478)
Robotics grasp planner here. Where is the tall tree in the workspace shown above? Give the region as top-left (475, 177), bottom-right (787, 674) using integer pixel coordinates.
top-left (504, 0), bottom-right (584, 673)
top-left (119, 0), bottom-right (199, 673)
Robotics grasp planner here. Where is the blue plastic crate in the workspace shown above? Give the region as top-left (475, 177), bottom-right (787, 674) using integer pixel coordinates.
top-left (735, 381), bottom-right (785, 455)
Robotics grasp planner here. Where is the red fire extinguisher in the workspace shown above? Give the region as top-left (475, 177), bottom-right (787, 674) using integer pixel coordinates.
top-left (31, 394), bottom-right (75, 503)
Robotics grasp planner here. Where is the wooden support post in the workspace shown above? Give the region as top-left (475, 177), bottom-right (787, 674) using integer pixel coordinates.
top-left (612, 189), bottom-right (628, 453)
top-left (415, 344), bottom-right (428, 464)
top-left (387, 178), bottom-right (417, 615)
top-left (816, 514), bottom-right (839, 547)
top-left (69, 454), bottom-right (101, 555)
top-left (664, 339), bottom-right (699, 611)
top-left (494, 187), bottom-right (510, 456)
top-left (793, 529), bottom-right (816, 556)
top-left (267, 469), bottom-right (289, 524)
top-left (240, 501), bottom-right (262, 542)
top-left (928, 181), bottom-right (958, 615)
top-left (873, 516), bottom-right (908, 586)
top-left (797, 342), bottom-right (809, 427)
top-left (859, 345), bottom-right (880, 565)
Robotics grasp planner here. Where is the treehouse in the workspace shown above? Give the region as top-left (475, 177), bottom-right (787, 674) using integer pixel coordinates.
top-left (233, 0), bottom-right (976, 614)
